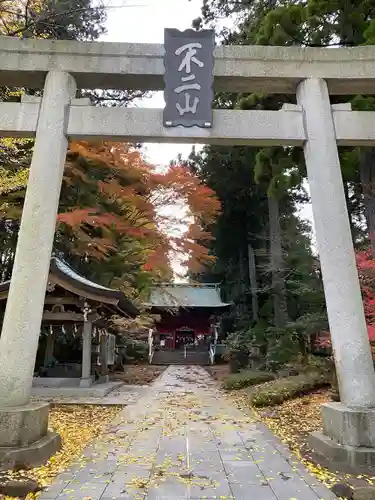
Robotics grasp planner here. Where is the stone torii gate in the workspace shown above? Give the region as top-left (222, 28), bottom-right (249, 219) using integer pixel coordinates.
top-left (1, 36), bottom-right (375, 470)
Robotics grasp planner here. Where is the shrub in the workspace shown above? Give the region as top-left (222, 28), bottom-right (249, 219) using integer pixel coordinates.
top-left (123, 340), bottom-right (148, 363)
top-left (225, 329), bottom-right (253, 372)
top-left (222, 370), bottom-right (274, 390)
top-left (247, 372), bottom-right (330, 407)
top-left (279, 354), bottom-right (332, 377)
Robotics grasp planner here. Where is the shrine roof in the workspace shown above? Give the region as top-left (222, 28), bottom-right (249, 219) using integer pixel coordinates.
top-left (0, 256), bottom-right (139, 318)
top-left (51, 258), bottom-right (115, 294)
top-left (145, 283), bottom-right (231, 309)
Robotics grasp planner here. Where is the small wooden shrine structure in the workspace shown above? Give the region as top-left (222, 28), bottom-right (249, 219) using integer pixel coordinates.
top-left (0, 256), bottom-right (138, 387)
top-left (146, 283), bottom-right (230, 349)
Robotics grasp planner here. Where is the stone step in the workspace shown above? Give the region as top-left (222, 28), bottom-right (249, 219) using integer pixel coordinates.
top-left (151, 350), bottom-right (209, 366)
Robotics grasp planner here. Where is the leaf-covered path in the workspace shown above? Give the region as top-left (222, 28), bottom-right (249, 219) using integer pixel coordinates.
top-left (40, 366), bottom-right (335, 500)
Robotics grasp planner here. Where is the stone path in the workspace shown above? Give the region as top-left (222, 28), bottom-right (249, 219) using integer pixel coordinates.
top-left (40, 366), bottom-right (336, 500)
top-left (32, 384), bottom-right (150, 406)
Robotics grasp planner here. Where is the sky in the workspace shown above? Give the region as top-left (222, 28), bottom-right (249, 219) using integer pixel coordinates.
top-left (99, 0), bottom-right (316, 257)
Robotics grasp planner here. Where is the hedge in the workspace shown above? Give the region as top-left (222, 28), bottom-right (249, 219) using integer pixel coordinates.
top-left (247, 372), bottom-right (330, 407)
top-left (222, 370), bottom-right (274, 390)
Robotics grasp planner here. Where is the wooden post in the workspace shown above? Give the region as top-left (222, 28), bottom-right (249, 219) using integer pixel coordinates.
top-left (80, 320), bottom-right (92, 388)
top-left (44, 325), bottom-right (55, 367)
top-left (99, 331), bottom-right (109, 383)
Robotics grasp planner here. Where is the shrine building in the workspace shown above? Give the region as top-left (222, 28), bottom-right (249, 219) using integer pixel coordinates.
top-left (146, 283), bottom-right (230, 350)
top-left (0, 256), bottom-right (138, 389)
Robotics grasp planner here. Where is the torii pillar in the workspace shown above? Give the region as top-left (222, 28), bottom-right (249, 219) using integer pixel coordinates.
top-left (0, 71), bottom-right (75, 467)
top-left (298, 78), bottom-right (375, 472)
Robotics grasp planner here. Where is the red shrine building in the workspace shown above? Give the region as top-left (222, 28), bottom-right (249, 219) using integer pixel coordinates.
top-left (146, 284), bottom-right (230, 349)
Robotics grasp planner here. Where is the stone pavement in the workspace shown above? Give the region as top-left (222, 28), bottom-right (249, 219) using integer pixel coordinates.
top-left (32, 384), bottom-right (150, 406)
top-left (39, 366), bottom-right (336, 500)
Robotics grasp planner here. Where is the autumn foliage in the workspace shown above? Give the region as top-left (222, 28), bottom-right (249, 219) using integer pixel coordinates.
top-left (356, 249), bottom-right (375, 341)
top-left (316, 249), bottom-right (375, 348)
top-left (57, 142), bottom-right (220, 282)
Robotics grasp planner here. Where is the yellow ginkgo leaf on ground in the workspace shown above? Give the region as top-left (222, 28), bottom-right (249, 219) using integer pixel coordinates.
top-left (9, 404), bottom-right (123, 494)
top-left (229, 388), bottom-right (374, 490)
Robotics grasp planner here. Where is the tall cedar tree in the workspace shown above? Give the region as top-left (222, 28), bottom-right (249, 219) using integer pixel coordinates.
top-left (200, 0), bottom-right (374, 251)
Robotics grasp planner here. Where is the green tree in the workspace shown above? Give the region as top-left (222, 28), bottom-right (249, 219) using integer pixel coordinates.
top-left (200, 0), bottom-right (375, 255)
top-left (0, 0), bottom-right (106, 40)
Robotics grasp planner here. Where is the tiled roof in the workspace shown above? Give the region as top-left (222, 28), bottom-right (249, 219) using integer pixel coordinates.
top-left (50, 257), bottom-right (138, 317)
top-left (0, 256), bottom-right (138, 318)
top-left (145, 284), bottom-right (231, 308)
top-left (53, 258), bottom-right (114, 293)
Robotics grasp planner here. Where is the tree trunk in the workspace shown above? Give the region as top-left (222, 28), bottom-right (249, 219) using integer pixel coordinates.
top-left (237, 245), bottom-right (248, 314)
top-left (268, 195), bottom-right (288, 329)
top-left (238, 245), bottom-right (247, 295)
top-left (360, 148), bottom-right (375, 257)
top-left (247, 243), bottom-right (259, 323)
